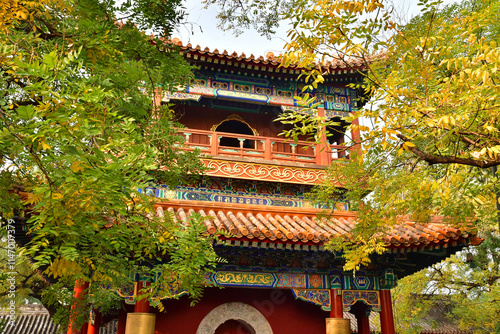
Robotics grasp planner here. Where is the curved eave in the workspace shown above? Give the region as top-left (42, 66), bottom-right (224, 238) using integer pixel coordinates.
top-left (154, 199), bottom-right (481, 251)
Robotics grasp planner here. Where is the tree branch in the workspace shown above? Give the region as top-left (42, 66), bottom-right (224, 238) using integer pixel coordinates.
top-left (397, 134), bottom-right (500, 168)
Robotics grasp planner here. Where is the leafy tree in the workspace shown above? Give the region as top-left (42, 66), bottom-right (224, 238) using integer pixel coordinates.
top-left (394, 232), bottom-right (500, 333)
top-left (0, 240), bottom-right (50, 307)
top-left (0, 0), bottom-right (219, 329)
top-left (297, 0), bottom-right (500, 270)
top-left (202, 0), bottom-right (295, 38)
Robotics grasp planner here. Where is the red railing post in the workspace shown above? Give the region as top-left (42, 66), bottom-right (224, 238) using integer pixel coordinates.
top-left (264, 138), bottom-right (272, 160)
top-left (210, 132), bottom-right (219, 156)
top-left (317, 107), bottom-right (331, 166)
top-left (177, 128), bottom-right (319, 164)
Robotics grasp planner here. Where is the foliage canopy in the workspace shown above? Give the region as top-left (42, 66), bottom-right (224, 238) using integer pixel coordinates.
top-left (0, 0), bottom-right (218, 327)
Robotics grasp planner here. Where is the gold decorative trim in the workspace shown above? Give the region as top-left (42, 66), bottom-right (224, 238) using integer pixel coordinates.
top-left (210, 114), bottom-right (259, 136)
top-left (202, 159), bottom-right (326, 185)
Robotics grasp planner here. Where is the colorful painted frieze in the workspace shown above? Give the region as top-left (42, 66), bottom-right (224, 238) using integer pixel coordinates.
top-left (342, 290), bottom-right (381, 312)
top-left (292, 289), bottom-right (331, 311)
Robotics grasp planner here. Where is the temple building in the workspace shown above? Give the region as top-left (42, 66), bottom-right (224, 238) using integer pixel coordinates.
top-left (101, 42), bottom-right (481, 334)
top-left (65, 42), bottom-right (480, 334)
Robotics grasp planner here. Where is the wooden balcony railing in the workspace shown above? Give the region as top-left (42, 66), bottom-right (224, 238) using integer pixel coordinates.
top-left (177, 128), bottom-right (348, 166)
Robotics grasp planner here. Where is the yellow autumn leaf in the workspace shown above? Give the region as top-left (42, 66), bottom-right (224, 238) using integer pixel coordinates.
top-left (26, 193), bottom-right (42, 205)
top-left (70, 161), bottom-right (84, 173)
top-left (52, 193), bottom-right (63, 200)
top-left (41, 139), bottom-right (51, 150)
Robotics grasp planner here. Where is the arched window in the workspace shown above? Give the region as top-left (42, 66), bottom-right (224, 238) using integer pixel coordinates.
top-left (212, 115), bottom-right (258, 149)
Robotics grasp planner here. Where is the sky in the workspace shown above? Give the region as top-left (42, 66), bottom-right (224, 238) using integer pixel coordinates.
top-left (173, 0), bottom-right (427, 58)
top-left (173, 1), bottom-right (288, 57)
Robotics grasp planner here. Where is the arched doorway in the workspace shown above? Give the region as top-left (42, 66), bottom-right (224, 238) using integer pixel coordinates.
top-left (196, 302), bottom-right (273, 334)
top-left (214, 319), bottom-right (254, 334)
top-left (212, 115), bottom-right (258, 149)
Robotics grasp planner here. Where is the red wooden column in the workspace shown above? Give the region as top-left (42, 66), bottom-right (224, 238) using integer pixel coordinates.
top-left (351, 303), bottom-right (370, 334)
top-left (124, 280), bottom-right (156, 334)
top-left (80, 322), bottom-right (88, 334)
top-left (135, 280), bottom-right (151, 313)
top-left (326, 289), bottom-right (350, 334)
top-left (87, 308), bottom-right (101, 334)
top-left (380, 289), bottom-right (396, 334)
top-left (67, 279), bottom-right (89, 334)
top-left (116, 307), bottom-right (127, 334)
top-left (357, 311), bottom-right (370, 334)
top-left (330, 289), bottom-right (343, 318)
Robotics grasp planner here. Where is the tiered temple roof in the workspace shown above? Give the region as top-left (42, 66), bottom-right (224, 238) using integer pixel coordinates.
top-left (156, 200), bottom-right (480, 249)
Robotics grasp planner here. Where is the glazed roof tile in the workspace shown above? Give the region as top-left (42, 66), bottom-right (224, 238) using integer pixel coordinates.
top-left (155, 200), bottom-right (480, 249)
top-left (170, 38), bottom-right (366, 70)
top-left (0, 313), bottom-right (118, 334)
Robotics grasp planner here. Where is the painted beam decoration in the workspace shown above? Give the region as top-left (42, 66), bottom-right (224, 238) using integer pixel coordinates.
top-left (116, 270), bottom-right (393, 310)
top-left (213, 271), bottom-right (277, 287)
top-left (161, 91), bottom-right (202, 102)
top-left (342, 290), bottom-right (381, 312)
top-left (380, 269), bottom-right (397, 289)
top-left (202, 159), bottom-right (327, 185)
top-left (205, 271), bottom-right (385, 292)
top-left (139, 176), bottom-right (351, 210)
top-left (215, 89), bottom-right (270, 104)
top-left (205, 272), bottom-right (328, 289)
top-left (290, 288), bottom-right (383, 314)
top-left (343, 274), bottom-right (380, 290)
top-left (292, 289), bottom-right (331, 311)
top-left (163, 74), bottom-right (358, 119)
top-left (141, 176), bottom-right (317, 208)
top-left (280, 106), bottom-right (350, 119)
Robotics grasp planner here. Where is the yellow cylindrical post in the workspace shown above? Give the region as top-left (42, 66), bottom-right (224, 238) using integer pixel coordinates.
top-left (124, 313), bottom-right (156, 334)
top-left (326, 318), bottom-right (351, 334)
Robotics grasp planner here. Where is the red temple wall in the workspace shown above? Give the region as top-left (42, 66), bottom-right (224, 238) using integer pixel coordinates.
top-left (149, 287), bottom-right (328, 334)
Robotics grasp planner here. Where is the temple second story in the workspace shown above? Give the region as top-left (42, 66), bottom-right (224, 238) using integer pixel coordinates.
top-left (161, 41), bottom-right (365, 182)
